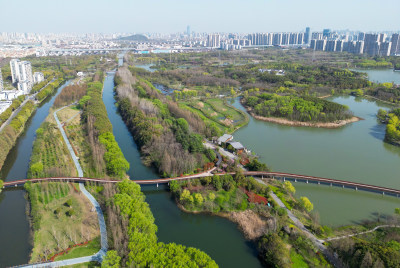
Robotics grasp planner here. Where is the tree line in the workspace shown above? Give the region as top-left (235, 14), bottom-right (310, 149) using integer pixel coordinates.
top-left (80, 81), bottom-right (129, 179)
top-left (115, 67), bottom-right (215, 177)
top-left (244, 93), bottom-right (353, 122)
top-left (102, 180), bottom-right (218, 267)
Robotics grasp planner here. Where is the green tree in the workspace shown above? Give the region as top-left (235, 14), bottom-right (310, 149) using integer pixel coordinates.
top-left (102, 250), bottom-right (121, 268)
top-left (30, 162), bottom-right (44, 175)
top-left (208, 192), bottom-right (216, 201)
top-left (0, 179), bottom-right (3, 193)
top-left (284, 181), bottom-right (296, 194)
top-left (395, 208), bottom-right (400, 215)
top-left (300, 196), bottom-right (314, 212)
top-left (194, 193), bottom-right (204, 205)
top-left (180, 189), bottom-right (191, 202)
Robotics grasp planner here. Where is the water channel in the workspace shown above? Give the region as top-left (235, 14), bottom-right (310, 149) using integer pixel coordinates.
top-left (0, 81), bottom-right (70, 267)
top-left (233, 69), bottom-right (400, 226)
top-left (0, 66), bottom-right (399, 267)
top-left (102, 72), bottom-right (262, 268)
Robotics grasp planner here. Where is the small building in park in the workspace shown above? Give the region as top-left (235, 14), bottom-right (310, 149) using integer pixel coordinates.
top-left (217, 134), bottom-right (233, 145)
top-left (227, 141), bottom-right (245, 154)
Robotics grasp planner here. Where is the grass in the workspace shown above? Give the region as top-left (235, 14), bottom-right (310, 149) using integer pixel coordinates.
top-left (64, 262), bottom-right (99, 268)
top-left (54, 236), bottom-right (100, 261)
top-left (180, 97), bottom-right (248, 134)
top-left (290, 249), bottom-right (309, 268)
top-left (28, 183), bottom-right (100, 262)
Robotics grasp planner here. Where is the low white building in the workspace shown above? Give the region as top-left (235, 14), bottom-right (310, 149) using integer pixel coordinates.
top-left (33, 72), bottom-right (44, 84)
top-left (217, 134), bottom-right (233, 145)
top-left (0, 90), bottom-right (23, 101)
top-left (17, 81), bottom-right (31, 94)
top-left (0, 101), bottom-right (13, 114)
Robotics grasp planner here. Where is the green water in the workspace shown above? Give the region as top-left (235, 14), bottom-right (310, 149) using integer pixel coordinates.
top-left (0, 81), bottom-right (71, 267)
top-left (233, 69), bottom-right (400, 226)
top-left (102, 73), bottom-right (262, 268)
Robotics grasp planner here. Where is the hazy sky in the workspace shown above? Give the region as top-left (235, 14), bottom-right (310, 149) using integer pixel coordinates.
top-left (0, 0), bottom-right (399, 33)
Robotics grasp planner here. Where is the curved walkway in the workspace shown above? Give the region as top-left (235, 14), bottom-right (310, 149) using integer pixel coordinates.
top-left (54, 105), bottom-right (108, 261)
top-left (322, 224), bottom-right (400, 242)
top-left (256, 179), bottom-right (341, 267)
top-left (15, 105), bottom-right (108, 268)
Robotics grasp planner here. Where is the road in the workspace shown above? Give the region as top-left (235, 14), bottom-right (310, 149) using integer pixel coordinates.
top-left (0, 78), bottom-right (56, 132)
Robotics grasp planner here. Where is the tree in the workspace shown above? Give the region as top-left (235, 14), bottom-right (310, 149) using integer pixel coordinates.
top-left (208, 192), bottom-right (216, 201)
top-left (30, 162), bottom-right (44, 175)
top-left (284, 181), bottom-right (295, 194)
top-left (194, 193), bottom-right (204, 205)
top-left (102, 250), bottom-right (121, 268)
top-left (299, 196), bottom-right (314, 212)
top-left (395, 208), bottom-right (400, 215)
top-left (180, 189), bottom-right (191, 202)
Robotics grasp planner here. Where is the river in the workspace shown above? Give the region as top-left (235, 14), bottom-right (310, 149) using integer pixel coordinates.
top-left (233, 69), bottom-right (400, 226)
top-left (0, 81), bottom-right (70, 267)
top-left (102, 72), bottom-right (262, 268)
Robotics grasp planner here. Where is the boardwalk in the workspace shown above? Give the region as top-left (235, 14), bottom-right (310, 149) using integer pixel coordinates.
top-left (3, 169), bottom-right (400, 197)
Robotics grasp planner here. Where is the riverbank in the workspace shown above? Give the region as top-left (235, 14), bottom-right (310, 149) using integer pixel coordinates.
top-left (249, 111), bottom-right (362, 128)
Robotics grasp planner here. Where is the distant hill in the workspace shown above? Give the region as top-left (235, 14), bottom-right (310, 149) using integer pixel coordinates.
top-left (119, 34), bottom-right (149, 42)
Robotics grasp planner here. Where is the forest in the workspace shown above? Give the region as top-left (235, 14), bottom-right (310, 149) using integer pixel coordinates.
top-left (115, 66), bottom-right (215, 177)
top-left (102, 180), bottom-right (218, 267)
top-left (81, 81), bottom-right (129, 179)
top-left (243, 93), bottom-right (353, 122)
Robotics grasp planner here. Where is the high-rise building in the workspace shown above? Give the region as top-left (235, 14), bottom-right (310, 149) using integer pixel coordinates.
top-left (379, 42), bottom-right (392, 56)
top-left (304, 27), bottom-right (311, 44)
top-left (9, 59), bottom-right (33, 92)
top-left (323, 29), bottom-right (331, 38)
top-left (311, 32), bottom-right (323, 40)
top-left (315, 39), bottom-right (327, 51)
top-left (390, 33), bottom-right (400, 55)
top-left (272, 33), bottom-right (282, 45)
top-left (207, 34), bottom-right (220, 48)
top-left (364, 34), bottom-right (380, 56)
top-left (325, 40), bottom-right (337, 52)
top-left (336, 40), bottom-right (344, 52)
top-left (0, 68), bottom-right (4, 91)
top-left (10, 59), bottom-right (21, 83)
top-left (186, 25), bottom-right (191, 36)
top-left (358, 32), bottom-right (365, 41)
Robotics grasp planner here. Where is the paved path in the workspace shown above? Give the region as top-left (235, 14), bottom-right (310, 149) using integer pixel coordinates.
top-left (15, 105), bottom-right (108, 268)
top-left (256, 178), bottom-right (342, 267)
top-left (54, 105), bottom-right (108, 258)
top-left (322, 224), bottom-right (400, 242)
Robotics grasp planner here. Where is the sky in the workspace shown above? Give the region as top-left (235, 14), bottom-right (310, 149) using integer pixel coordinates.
top-left (0, 0), bottom-right (399, 33)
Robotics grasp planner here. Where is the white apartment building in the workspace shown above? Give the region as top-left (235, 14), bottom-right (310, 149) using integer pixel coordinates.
top-left (10, 59), bottom-right (21, 83)
top-left (33, 72), bottom-right (44, 84)
top-left (0, 68), bottom-right (4, 91)
top-left (9, 59), bottom-right (33, 93)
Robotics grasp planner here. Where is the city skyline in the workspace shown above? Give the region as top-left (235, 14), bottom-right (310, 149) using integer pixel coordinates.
top-left (0, 0), bottom-right (399, 34)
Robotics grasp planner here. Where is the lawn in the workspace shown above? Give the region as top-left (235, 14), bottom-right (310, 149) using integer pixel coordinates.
top-left (54, 236), bottom-right (100, 261)
top-left (27, 182), bottom-right (100, 262)
top-left (290, 249), bottom-right (309, 268)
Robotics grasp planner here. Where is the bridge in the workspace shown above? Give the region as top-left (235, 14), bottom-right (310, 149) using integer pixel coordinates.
top-left (3, 170), bottom-right (400, 197)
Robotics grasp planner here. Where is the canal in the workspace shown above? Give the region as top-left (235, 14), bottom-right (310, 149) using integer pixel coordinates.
top-left (102, 72), bottom-right (263, 268)
top-left (0, 81), bottom-right (70, 267)
top-left (233, 69), bottom-right (400, 226)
